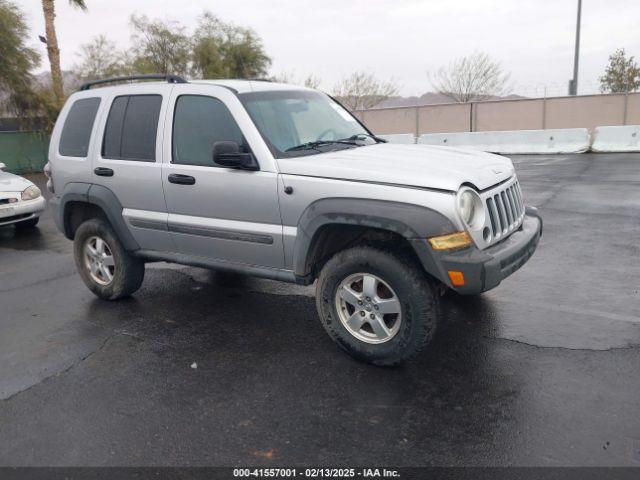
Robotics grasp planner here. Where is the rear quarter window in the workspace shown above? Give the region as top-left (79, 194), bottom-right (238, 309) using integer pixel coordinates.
top-left (58, 97), bottom-right (101, 157)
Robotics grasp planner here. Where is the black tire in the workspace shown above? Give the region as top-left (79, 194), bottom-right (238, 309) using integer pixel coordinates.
top-left (73, 218), bottom-right (145, 300)
top-left (316, 246), bottom-right (439, 366)
top-left (15, 217), bottom-right (39, 229)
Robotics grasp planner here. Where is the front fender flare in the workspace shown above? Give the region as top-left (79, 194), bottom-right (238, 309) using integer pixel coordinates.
top-left (292, 198), bottom-right (456, 282)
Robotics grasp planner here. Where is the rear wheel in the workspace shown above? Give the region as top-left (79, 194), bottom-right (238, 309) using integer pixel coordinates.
top-left (73, 219), bottom-right (145, 300)
top-left (316, 246), bottom-right (439, 366)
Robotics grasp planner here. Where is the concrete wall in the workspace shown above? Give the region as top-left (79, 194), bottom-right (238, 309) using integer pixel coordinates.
top-left (356, 92), bottom-right (640, 135)
top-left (417, 128), bottom-right (590, 154)
top-left (475, 99), bottom-right (545, 131)
top-left (544, 95), bottom-right (625, 129)
top-left (627, 94), bottom-right (640, 124)
top-left (418, 103), bottom-right (471, 134)
top-left (360, 107), bottom-right (416, 135)
top-left (591, 125), bottom-right (640, 152)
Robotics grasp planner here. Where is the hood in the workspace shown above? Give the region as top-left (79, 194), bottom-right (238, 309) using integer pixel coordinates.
top-left (0, 170), bottom-right (33, 193)
top-left (276, 143), bottom-right (515, 191)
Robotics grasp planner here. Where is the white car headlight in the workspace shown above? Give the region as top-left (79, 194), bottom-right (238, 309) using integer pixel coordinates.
top-left (456, 187), bottom-right (484, 228)
top-left (21, 185), bottom-right (41, 201)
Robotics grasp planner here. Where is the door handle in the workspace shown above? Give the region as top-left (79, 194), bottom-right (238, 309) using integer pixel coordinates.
top-left (94, 167), bottom-right (114, 177)
top-left (168, 173), bottom-right (196, 185)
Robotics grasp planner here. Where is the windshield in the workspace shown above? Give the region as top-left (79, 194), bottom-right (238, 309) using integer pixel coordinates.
top-left (239, 90), bottom-right (373, 157)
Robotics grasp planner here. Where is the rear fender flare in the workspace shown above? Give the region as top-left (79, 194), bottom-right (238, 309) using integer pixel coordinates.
top-left (57, 182), bottom-right (139, 251)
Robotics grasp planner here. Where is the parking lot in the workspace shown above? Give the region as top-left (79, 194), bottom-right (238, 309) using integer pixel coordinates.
top-left (0, 153), bottom-right (639, 466)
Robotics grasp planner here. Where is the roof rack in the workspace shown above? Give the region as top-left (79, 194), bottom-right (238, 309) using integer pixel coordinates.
top-left (79, 74), bottom-right (188, 91)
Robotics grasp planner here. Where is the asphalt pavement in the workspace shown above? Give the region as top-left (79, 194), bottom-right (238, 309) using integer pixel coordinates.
top-left (0, 153), bottom-right (639, 466)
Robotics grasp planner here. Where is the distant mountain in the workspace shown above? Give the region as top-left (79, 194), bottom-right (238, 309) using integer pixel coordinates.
top-left (373, 92), bottom-right (525, 109)
top-left (34, 71), bottom-right (82, 91)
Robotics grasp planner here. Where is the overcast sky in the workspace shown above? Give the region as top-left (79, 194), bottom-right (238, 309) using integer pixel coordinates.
top-left (20, 0), bottom-right (640, 97)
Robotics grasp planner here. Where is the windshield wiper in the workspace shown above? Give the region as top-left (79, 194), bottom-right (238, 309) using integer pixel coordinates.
top-left (343, 133), bottom-right (388, 143)
top-left (285, 139), bottom-right (358, 152)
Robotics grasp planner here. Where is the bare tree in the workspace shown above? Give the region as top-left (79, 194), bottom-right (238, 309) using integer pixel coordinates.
top-left (270, 70), bottom-right (294, 84)
top-left (74, 35), bottom-right (125, 80)
top-left (430, 53), bottom-right (511, 103)
top-left (271, 71), bottom-right (322, 89)
top-left (332, 71), bottom-right (399, 110)
top-left (301, 74), bottom-right (321, 89)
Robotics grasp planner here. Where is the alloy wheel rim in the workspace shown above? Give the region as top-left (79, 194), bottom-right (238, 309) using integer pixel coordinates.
top-left (83, 235), bottom-right (115, 286)
top-left (335, 273), bottom-right (402, 344)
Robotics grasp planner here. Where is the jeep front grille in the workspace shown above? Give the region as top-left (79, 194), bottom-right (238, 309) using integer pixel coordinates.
top-left (486, 181), bottom-right (524, 240)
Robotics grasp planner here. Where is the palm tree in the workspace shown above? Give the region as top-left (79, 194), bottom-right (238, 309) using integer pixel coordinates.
top-left (41, 0), bottom-right (87, 106)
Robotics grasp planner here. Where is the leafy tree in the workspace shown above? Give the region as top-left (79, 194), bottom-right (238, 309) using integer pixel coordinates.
top-left (129, 14), bottom-right (191, 77)
top-left (0, 0), bottom-right (40, 116)
top-left (41, 0), bottom-right (87, 106)
top-left (191, 12), bottom-right (271, 79)
top-left (332, 71), bottom-right (399, 110)
top-left (68, 11), bottom-right (273, 86)
top-left (74, 34), bottom-right (126, 79)
top-left (430, 52), bottom-right (511, 103)
top-left (599, 48), bottom-right (640, 93)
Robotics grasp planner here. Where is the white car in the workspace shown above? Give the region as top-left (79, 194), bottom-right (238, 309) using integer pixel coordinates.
top-left (0, 162), bottom-right (46, 229)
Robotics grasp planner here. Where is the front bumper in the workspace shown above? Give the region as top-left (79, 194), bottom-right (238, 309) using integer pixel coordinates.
top-left (416, 207), bottom-right (542, 295)
top-left (0, 196), bottom-right (46, 227)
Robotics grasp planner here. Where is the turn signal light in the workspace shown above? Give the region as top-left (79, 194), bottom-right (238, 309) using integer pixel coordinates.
top-left (427, 231), bottom-right (472, 251)
top-left (447, 271), bottom-right (465, 287)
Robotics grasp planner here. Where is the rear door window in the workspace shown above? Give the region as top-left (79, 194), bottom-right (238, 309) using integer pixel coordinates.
top-left (59, 97), bottom-right (101, 157)
top-left (102, 95), bottom-right (162, 161)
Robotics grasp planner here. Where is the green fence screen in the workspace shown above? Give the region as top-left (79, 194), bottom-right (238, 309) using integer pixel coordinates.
top-left (0, 131), bottom-right (50, 175)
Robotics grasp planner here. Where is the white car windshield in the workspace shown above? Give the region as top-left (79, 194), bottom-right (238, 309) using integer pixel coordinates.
top-left (240, 90), bottom-right (375, 157)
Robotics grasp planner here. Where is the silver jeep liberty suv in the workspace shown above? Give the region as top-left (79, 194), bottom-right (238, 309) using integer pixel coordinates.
top-left (47, 74), bottom-right (542, 366)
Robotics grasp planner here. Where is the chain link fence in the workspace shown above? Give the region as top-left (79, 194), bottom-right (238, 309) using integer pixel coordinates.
top-left (0, 131), bottom-right (50, 174)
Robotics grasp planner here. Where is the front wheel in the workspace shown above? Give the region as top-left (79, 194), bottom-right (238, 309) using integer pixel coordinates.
top-left (316, 246), bottom-right (439, 366)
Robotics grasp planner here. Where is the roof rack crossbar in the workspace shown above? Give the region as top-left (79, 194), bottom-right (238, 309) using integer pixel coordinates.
top-left (79, 74), bottom-right (188, 91)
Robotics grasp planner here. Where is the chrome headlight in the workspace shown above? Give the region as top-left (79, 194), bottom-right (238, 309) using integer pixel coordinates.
top-left (456, 187), bottom-right (484, 228)
top-left (21, 185), bottom-right (41, 201)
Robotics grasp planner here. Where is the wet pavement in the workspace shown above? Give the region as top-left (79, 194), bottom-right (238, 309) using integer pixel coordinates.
top-left (0, 154), bottom-right (639, 466)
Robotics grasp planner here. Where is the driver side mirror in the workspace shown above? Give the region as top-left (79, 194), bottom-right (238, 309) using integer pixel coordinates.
top-left (212, 141), bottom-right (259, 171)
top-left (0, 162), bottom-right (6, 171)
